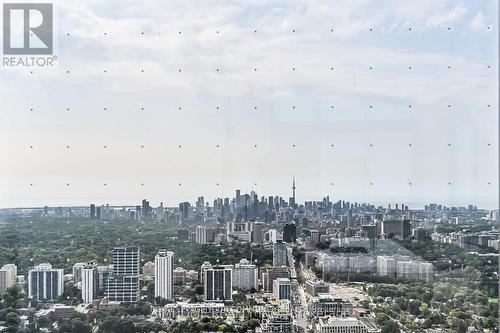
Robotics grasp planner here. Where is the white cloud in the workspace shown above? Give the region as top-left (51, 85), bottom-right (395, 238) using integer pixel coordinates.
top-left (469, 11), bottom-right (488, 31)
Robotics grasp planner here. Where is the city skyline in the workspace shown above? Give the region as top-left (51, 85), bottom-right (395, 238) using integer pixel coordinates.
top-left (0, 184), bottom-right (497, 211)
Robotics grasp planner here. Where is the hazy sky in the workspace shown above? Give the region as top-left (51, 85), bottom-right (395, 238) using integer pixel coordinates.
top-left (0, 0), bottom-right (498, 208)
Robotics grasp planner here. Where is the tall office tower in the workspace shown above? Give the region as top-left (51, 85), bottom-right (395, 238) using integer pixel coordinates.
top-left (105, 247), bottom-right (140, 302)
top-left (196, 196), bottom-right (205, 213)
top-left (204, 264), bottom-right (233, 302)
top-left (90, 204), bottom-right (96, 219)
top-left (81, 262), bottom-right (98, 304)
top-left (273, 278), bottom-right (291, 300)
top-left (0, 264), bottom-right (17, 293)
top-left (252, 194), bottom-right (258, 219)
top-left (233, 259), bottom-right (258, 291)
top-left (236, 190), bottom-right (241, 206)
top-left (135, 206), bottom-right (141, 220)
top-left (347, 209), bottom-right (353, 228)
top-left (273, 240), bottom-right (288, 267)
top-left (282, 223), bottom-right (297, 243)
top-left (252, 222), bottom-right (264, 244)
top-left (142, 199), bottom-right (150, 219)
top-left (154, 250), bottom-right (174, 301)
top-left (268, 196), bottom-right (274, 212)
top-left (196, 226), bottom-right (207, 244)
top-left (28, 263), bottom-right (64, 301)
top-left (179, 202), bottom-right (191, 221)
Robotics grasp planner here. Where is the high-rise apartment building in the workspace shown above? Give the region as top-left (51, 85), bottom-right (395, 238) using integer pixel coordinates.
top-left (252, 222), bottom-right (264, 244)
top-left (105, 275), bottom-right (140, 302)
top-left (267, 229), bottom-right (278, 243)
top-left (105, 247), bottom-right (140, 302)
top-left (380, 220), bottom-right (411, 239)
top-left (112, 246), bottom-right (140, 275)
top-left (155, 250), bottom-right (174, 301)
top-left (0, 264), bottom-right (17, 293)
top-left (261, 266), bottom-right (290, 292)
top-left (81, 262), bottom-right (98, 304)
top-left (72, 262), bottom-right (86, 282)
top-left (200, 261), bottom-right (212, 285)
top-left (96, 265), bottom-right (113, 294)
top-left (173, 267), bottom-right (187, 285)
top-left (376, 255), bottom-right (433, 282)
top-left (233, 259), bottom-right (258, 291)
top-left (396, 260), bottom-right (434, 282)
top-left (28, 263), bottom-right (64, 302)
top-left (196, 226), bottom-right (207, 244)
top-left (273, 278), bottom-right (291, 300)
top-left (273, 240), bottom-right (288, 267)
top-left (310, 230), bottom-right (320, 245)
top-left (203, 264), bottom-right (233, 302)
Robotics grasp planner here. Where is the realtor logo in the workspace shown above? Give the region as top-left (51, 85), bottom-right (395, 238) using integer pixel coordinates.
top-left (3, 3), bottom-right (53, 55)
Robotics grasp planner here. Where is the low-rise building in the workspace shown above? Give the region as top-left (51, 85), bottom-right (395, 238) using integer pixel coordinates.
top-left (305, 279), bottom-right (329, 297)
top-left (35, 304), bottom-right (75, 320)
top-left (157, 302), bottom-right (227, 318)
top-left (260, 300), bottom-right (294, 333)
top-left (315, 316), bottom-right (369, 333)
top-left (308, 294), bottom-right (353, 317)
